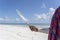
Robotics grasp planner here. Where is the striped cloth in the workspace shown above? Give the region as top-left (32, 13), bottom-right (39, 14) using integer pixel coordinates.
top-left (48, 7), bottom-right (60, 40)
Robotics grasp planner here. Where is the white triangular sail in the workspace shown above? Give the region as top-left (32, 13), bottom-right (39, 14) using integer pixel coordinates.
top-left (16, 9), bottom-right (29, 25)
top-left (16, 9), bottom-right (39, 32)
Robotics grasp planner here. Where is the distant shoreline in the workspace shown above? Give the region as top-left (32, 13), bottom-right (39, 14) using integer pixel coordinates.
top-left (0, 23), bottom-right (50, 25)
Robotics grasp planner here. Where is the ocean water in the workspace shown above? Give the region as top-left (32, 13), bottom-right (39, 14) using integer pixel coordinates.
top-left (0, 23), bottom-right (50, 28)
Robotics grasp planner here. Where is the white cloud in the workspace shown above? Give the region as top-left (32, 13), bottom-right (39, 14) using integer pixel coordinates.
top-left (42, 13), bottom-right (48, 19)
top-left (0, 16), bottom-right (21, 23)
top-left (34, 13), bottom-right (49, 20)
top-left (50, 8), bottom-right (55, 11)
top-left (34, 7), bottom-right (55, 23)
top-left (0, 18), bottom-right (4, 21)
top-left (49, 8), bottom-right (55, 15)
top-left (16, 18), bottom-right (20, 21)
top-left (41, 3), bottom-right (46, 9)
top-left (4, 16), bottom-right (20, 22)
top-left (0, 8), bottom-right (55, 23)
top-left (34, 14), bottom-right (42, 20)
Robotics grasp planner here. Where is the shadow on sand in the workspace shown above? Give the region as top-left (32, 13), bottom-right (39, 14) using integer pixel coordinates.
top-left (39, 28), bottom-right (49, 34)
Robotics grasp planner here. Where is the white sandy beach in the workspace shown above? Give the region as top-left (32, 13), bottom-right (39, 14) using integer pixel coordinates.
top-left (0, 25), bottom-right (48, 40)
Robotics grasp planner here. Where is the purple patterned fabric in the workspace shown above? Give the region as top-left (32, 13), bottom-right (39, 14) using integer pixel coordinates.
top-left (48, 7), bottom-right (60, 40)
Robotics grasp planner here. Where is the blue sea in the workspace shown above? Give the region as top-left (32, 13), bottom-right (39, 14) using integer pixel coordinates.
top-left (0, 23), bottom-right (50, 28)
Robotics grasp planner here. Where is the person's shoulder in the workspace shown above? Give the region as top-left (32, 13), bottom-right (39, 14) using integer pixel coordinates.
top-left (56, 6), bottom-right (60, 18)
top-left (58, 6), bottom-right (60, 12)
top-left (58, 6), bottom-right (60, 9)
top-left (53, 6), bottom-right (60, 18)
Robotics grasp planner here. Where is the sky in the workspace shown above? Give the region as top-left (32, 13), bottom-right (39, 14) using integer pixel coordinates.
top-left (0, 0), bottom-right (60, 23)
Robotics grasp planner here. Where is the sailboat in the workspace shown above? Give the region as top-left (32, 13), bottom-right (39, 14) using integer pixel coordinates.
top-left (16, 9), bottom-right (38, 32)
